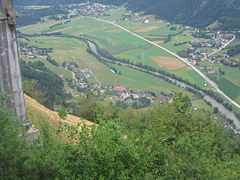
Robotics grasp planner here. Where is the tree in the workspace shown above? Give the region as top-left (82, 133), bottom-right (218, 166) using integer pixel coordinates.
top-left (75, 97), bottom-right (103, 123)
top-left (1, 92), bottom-right (240, 179)
top-left (0, 94), bottom-right (27, 179)
top-left (23, 80), bottom-right (47, 104)
top-left (57, 108), bottom-right (68, 119)
top-left (213, 107), bottom-right (219, 114)
top-left (172, 92), bottom-right (192, 113)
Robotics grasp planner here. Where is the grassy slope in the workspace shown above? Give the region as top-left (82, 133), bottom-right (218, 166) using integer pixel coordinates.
top-left (25, 95), bottom-right (93, 130)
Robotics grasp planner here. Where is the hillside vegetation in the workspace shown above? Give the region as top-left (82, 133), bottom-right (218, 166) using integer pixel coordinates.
top-left (25, 94), bottom-right (93, 128)
top-left (1, 92), bottom-right (240, 179)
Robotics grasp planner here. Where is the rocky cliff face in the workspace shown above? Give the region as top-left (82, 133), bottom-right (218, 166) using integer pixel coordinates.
top-left (0, 0), bottom-right (26, 120)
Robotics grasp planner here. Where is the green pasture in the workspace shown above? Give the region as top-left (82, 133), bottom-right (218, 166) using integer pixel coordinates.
top-left (197, 62), bottom-right (240, 87)
top-left (108, 44), bottom-right (139, 54)
top-left (172, 35), bottom-right (194, 43)
top-left (212, 49), bottom-right (228, 57)
top-left (28, 37), bottom-right (86, 50)
top-left (118, 21), bottom-right (161, 32)
top-left (19, 19), bottom-right (63, 34)
top-left (209, 74), bottom-right (240, 100)
top-left (197, 47), bottom-right (213, 53)
top-left (114, 46), bottom-right (170, 67)
top-left (228, 39), bottom-right (240, 47)
top-left (198, 61), bottom-right (212, 66)
top-left (106, 63), bottom-right (180, 93)
top-left (191, 99), bottom-right (212, 111)
top-left (222, 66), bottom-right (240, 86)
top-left (173, 68), bottom-right (207, 88)
top-left (222, 66), bottom-right (240, 81)
top-left (162, 42), bottom-right (189, 53)
top-left (82, 34), bottom-right (111, 48)
top-left (20, 55), bottom-right (73, 80)
top-left (97, 8), bottom-right (128, 21)
top-left (93, 30), bottom-right (146, 46)
top-left (236, 97), bottom-right (240, 104)
top-left (230, 55), bottom-right (240, 60)
top-left (136, 24), bottom-right (182, 36)
top-left (60, 18), bottom-right (115, 35)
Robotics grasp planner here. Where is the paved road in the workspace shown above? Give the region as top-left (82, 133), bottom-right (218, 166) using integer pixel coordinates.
top-left (71, 71), bottom-right (78, 81)
top-left (87, 17), bottom-right (240, 109)
top-left (209, 36), bottom-right (236, 56)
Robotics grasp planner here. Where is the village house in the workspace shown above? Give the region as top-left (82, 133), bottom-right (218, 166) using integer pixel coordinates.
top-left (191, 60), bottom-right (197, 65)
top-left (113, 86), bottom-right (129, 93)
top-left (63, 61), bottom-right (79, 69)
top-left (80, 68), bottom-right (92, 78)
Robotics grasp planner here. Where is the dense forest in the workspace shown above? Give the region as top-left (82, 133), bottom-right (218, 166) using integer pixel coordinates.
top-left (15, 0), bottom-right (240, 30)
top-left (16, 6), bottom-right (66, 27)
top-left (14, 0), bottom-right (86, 6)
top-left (1, 92), bottom-right (240, 179)
top-left (20, 61), bottom-right (70, 108)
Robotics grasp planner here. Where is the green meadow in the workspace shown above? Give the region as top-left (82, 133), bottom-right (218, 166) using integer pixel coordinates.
top-left (209, 74), bottom-right (240, 102)
top-left (107, 63), bottom-right (180, 93)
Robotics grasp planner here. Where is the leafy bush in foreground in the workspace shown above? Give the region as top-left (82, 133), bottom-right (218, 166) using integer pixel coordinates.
top-left (1, 93), bottom-right (240, 179)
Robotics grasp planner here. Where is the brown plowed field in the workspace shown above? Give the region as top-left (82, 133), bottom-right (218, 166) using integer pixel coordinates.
top-left (142, 36), bottom-right (166, 38)
top-left (152, 40), bottom-right (164, 44)
top-left (134, 26), bottom-right (160, 32)
top-left (151, 56), bottom-right (186, 70)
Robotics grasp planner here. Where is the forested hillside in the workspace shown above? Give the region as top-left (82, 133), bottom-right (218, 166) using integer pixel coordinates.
top-left (98, 0), bottom-right (240, 30)
top-left (14, 0), bottom-right (85, 6)
top-left (15, 0), bottom-right (240, 30)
